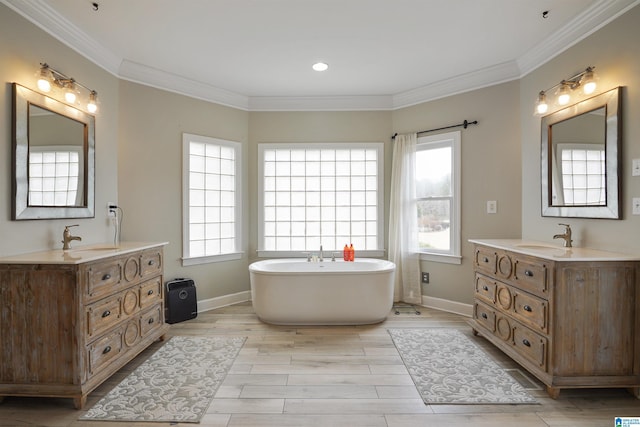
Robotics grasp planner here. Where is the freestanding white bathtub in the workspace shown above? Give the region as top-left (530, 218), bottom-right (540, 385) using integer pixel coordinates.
top-left (249, 258), bottom-right (396, 325)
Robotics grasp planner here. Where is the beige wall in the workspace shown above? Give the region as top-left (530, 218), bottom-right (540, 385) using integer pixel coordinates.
top-left (520, 5), bottom-right (640, 253)
top-left (2, 3), bottom-right (639, 308)
top-left (117, 82), bottom-right (249, 301)
top-left (392, 82), bottom-right (522, 305)
top-left (0, 3), bottom-right (119, 257)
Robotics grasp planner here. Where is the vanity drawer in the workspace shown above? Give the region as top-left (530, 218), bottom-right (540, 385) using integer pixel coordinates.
top-left (140, 277), bottom-right (162, 309)
top-left (475, 247), bottom-right (497, 275)
top-left (474, 301), bottom-right (496, 332)
top-left (475, 274), bottom-right (497, 304)
top-left (86, 259), bottom-right (123, 300)
top-left (87, 329), bottom-right (123, 377)
top-left (512, 322), bottom-right (548, 371)
top-left (513, 257), bottom-right (549, 298)
top-left (86, 295), bottom-right (122, 339)
top-left (140, 249), bottom-right (162, 279)
top-left (141, 305), bottom-right (163, 337)
top-left (512, 289), bottom-right (548, 334)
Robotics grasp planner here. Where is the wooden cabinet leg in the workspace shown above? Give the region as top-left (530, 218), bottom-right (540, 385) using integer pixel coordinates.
top-left (627, 387), bottom-right (640, 399)
top-left (472, 328), bottom-right (479, 336)
top-left (73, 395), bottom-right (86, 410)
top-left (546, 386), bottom-right (561, 399)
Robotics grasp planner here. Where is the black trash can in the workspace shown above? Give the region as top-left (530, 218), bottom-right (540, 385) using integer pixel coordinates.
top-left (165, 278), bottom-right (197, 324)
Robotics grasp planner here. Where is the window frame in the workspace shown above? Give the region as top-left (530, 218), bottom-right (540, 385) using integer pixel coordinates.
top-left (415, 131), bottom-right (461, 265)
top-left (181, 133), bottom-right (243, 266)
top-left (257, 142), bottom-right (385, 258)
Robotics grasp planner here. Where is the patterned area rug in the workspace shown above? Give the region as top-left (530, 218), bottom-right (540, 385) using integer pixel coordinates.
top-left (80, 335), bottom-right (246, 423)
top-left (388, 328), bottom-right (538, 404)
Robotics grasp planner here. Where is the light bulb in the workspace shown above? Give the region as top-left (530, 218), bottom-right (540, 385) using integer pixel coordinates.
top-left (556, 83), bottom-right (571, 106)
top-left (36, 65), bottom-right (51, 92)
top-left (312, 62), bottom-right (328, 72)
top-left (65, 90), bottom-right (77, 104)
top-left (581, 68), bottom-right (597, 95)
top-left (535, 91), bottom-right (548, 115)
top-left (87, 91), bottom-right (98, 113)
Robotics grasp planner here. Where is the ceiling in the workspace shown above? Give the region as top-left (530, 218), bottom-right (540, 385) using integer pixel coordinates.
top-left (3, 0), bottom-right (638, 110)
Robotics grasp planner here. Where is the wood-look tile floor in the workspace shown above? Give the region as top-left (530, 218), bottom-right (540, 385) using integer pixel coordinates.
top-left (1, 302), bottom-right (638, 426)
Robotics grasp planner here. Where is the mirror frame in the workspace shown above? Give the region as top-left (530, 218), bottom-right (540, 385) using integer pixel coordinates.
top-left (541, 86), bottom-right (622, 219)
top-left (12, 83), bottom-right (95, 220)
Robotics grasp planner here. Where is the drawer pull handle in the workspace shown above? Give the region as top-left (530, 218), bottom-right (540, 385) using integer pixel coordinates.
top-left (483, 257), bottom-right (489, 263)
top-left (524, 270), bottom-right (533, 277)
top-left (103, 345), bottom-right (112, 354)
top-left (482, 285), bottom-right (489, 291)
top-left (148, 318), bottom-right (155, 325)
top-left (481, 313), bottom-right (488, 319)
top-left (147, 289), bottom-right (154, 295)
top-left (522, 339), bottom-right (531, 347)
top-left (102, 273), bottom-right (111, 281)
top-left (523, 305), bottom-right (532, 312)
top-left (148, 260), bottom-right (155, 266)
top-left (102, 310), bottom-right (111, 318)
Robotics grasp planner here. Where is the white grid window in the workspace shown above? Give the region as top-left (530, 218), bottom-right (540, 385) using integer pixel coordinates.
top-left (258, 143), bottom-right (384, 256)
top-left (28, 147), bottom-right (82, 206)
top-left (182, 134), bottom-right (242, 265)
top-left (415, 131), bottom-right (461, 263)
top-left (559, 146), bottom-right (605, 205)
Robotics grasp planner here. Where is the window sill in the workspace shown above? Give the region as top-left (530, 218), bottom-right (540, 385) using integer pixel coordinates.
top-left (419, 252), bottom-right (462, 265)
top-left (182, 252), bottom-right (243, 266)
top-left (257, 250), bottom-right (386, 259)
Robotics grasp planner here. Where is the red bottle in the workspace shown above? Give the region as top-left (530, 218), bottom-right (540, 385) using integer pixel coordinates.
top-left (349, 243), bottom-right (355, 261)
top-left (343, 244), bottom-right (349, 261)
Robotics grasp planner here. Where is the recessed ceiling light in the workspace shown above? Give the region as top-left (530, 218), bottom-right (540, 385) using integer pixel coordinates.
top-left (312, 62), bottom-right (328, 72)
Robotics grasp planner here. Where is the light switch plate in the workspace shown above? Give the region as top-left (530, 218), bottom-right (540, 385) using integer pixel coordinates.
top-left (486, 200), bottom-right (497, 214)
top-left (633, 159), bottom-right (640, 176)
top-left (633, 198), bottom-right (640, 215)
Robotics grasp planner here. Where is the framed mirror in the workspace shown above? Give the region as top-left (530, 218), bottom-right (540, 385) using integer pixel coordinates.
top-left (12, 83), bottom-right (95, 220)
top-left (541, 86), bottom-right (621, 219)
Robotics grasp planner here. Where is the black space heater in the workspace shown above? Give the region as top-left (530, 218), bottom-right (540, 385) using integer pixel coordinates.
top-left (165, 278), bottom-right (197, 324)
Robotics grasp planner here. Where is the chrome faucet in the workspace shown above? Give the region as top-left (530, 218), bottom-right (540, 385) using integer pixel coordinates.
top-left (553, 223), bottom-right (573, 248)
top-left (319, 245), bottom-right (323, 262)
top-left (62, 224), bottom-right (82, 250)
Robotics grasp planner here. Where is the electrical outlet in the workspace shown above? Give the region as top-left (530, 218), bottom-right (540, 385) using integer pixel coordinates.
top-left (107, 202), bottom-right (117, 217)
top-left (421, 272), bottom-right (430, 283)
top-left (486, 200), bottom-right (497, 214)
top-left (633, 198), bottom-right (640, 215)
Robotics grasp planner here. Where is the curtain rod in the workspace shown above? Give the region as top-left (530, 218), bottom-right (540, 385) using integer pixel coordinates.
top-left (391, 119), bottom-right (478, 139)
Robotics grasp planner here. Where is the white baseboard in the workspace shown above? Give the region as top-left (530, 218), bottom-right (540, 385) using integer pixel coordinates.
top-left (421, 295), bottom-right (473, 318)
top-left (197, 291), bottom-right (251, 313)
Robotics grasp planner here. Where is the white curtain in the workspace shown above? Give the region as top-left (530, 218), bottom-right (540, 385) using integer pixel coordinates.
top-left (388, 133), bottom-right (421, 304)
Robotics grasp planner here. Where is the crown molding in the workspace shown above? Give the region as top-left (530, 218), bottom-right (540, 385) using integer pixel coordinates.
top-left (391, 61), bottom-right (521, 109)
top-left (517, 0), bottom-right (640, 76)
top-left (118, 60), bottom-right (250, 111)
top-left (248, 95), bottom-right (393, 111)
top-left (3, 0), bottom-right (636, 111)
top-left (0, 0), bottom-right (121, 76)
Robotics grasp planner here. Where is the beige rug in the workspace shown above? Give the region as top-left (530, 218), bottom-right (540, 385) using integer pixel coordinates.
top-left (80, 335), bottom-right (246, 423)
top-left (388, 328), bottom-right (538, 404)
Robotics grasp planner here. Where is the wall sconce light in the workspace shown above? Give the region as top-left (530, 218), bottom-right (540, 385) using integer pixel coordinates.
top-left (36, 63), bottom-right (99, 113)
top-left (534, 66), bottom-right (597, 115)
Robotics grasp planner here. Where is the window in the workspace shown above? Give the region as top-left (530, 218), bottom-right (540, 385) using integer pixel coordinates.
top-left (553, 144), bottom-right (605, 205)
top-left (258, 143), bottom-right (384, 256)
top-left (415, 131), bottom-right (461, 263)
top-left (182, 133), bottom-right (242, 265)
top-left (28, 146), bottom-right (83, 206)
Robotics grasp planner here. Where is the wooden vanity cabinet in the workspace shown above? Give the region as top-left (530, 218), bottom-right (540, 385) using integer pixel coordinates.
top-left (469, 243), bottom-right (640, 398)
top-left (0, 244), bottom-right (169, 409)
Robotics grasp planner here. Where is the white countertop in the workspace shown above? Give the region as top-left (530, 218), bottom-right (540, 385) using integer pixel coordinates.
top-left (469, 239), bottom-right (640, 262)
top-left (0, 242), bottom-right (168, 265)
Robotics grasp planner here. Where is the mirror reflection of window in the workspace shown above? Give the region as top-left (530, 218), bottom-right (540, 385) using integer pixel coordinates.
top-left (552, 144), bottom-right (605, 206)
top-left (28, 146), bottom-right (83, 206)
